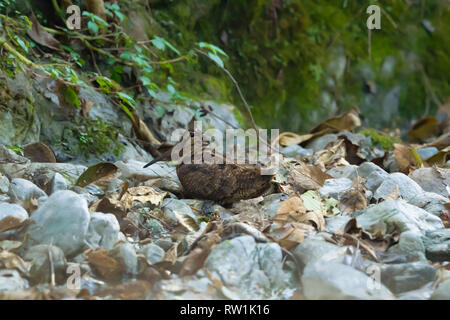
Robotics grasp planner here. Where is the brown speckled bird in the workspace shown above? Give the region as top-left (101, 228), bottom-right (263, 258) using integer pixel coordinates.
top-left (144, 131), bottom-right (273, 206)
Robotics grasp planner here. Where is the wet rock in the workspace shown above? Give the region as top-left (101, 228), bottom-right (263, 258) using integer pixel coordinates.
top-left (281, 145), bottom-right (313, 158)
top-left (0, 203), bottom-right (28, 237)
top-left (70, 186), bottom-right (100, 206)
top-left (374, 173), bottom-right (423, 201)
top-left (48, 173), bottom-right (68, 195)
top-left (301, 261), bottom-right (394, 299)
top-left (205, 235), bottom-right (294, 299)
top-left (110, 242), bottom-right (138, 276)
top-left (326, 165), bottom-right (359, 180)
top-left (422, 229), bottom-right (450, 262)
top-left (85, 212), bottom-right (120, 250)
top-left (380, 262), bottom-right (436, 294)
top-left (24, 245), bottom-right (67, 285)
top-left (319, 178), bottom-right (353, 200)
top-left (8, 178), bottom-right (47, 202)
top-left (358, 161), bottom-right (388, 179)
top-left (355, 200), bottom-right (444, 237)
top-left (409, 168), bottom-right (449, 198)
top-left (292, 234), bottom-right (348, 271)
top-left (0, 270), bottom-right (27, 293)
top-left (25, 190), bottom-right (90, 257)
top-left (386, 231), bottom-right (426, 262)
top-left (139, 243), bottom-right (165, 264)
top-left (431, 280), bottom-right (450, 300)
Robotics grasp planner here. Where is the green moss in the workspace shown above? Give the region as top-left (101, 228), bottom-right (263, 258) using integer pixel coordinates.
top-left (60, 118), bottom-right (124, 160)
top-left (359, 128), bottom-right (399, 151)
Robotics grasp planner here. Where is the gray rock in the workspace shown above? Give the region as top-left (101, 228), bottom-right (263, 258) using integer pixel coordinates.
top-left (416, 147), bottom-right (439, 160)
top-left (355, 200), bottom-right (444, 237)
top-left (162, 198), bottom-right (199, 227)
top-left (110, 242), bottom-right (138, 275)
top-left (409, 168), bottom-right (449, 198)
top-left (48, 173), bottom-right (68, 194)
top-left (115, 159), bottom-right (179, 183)
top-left (0, 173), bottom-right (9, 193)
top-left (306, 134), bottom-right (338, 152)
top-left (326, 165), bottom-right (359, 180)
top-left (358, 161), bottom-right (389, 179)
top-left (301, 261), bottom-right (394, 299)
top-left (408, 191), bottom-right (449, 217)
top-left (8, 178), bottom-right (47, 202)
top-left (25, 190), bottom-right (90, 257)
top-left (422, 229), bottom-right (450, 262)
top-left (24, 245), bottom-right (66, 285)
top-left (386, 231), bottom-right (426, 262)
top-left (281, 145), bottom-right (313, 158)
top-left (0, 270), bottom-right (27, 293)
top-left (431, 279), bottom-right (450, 300)
top-left (85, 212), bottom-right (120, 250)
top-left (0, 203), bottom-right (28, 237)
top-left (0, 144), bottom-right (30, 164)
top-left (319, 178), bottom-right (353, 200)
top-left (260, 193), bottom-right (290, 218)
top-left (380, 262), bottom-right (436, 294)
top-left (324, 215), bottom-right (352, 234)
top-left (139, 243), bottom-right (165, 264)
top-left (374, 173), bottom-right (424, 201)
top-left (154, 238), bottom-right (174, 251)
top-left (205, 235), bottom-right (294, 299)
top-left (292, 235), bottom-right (347, 271)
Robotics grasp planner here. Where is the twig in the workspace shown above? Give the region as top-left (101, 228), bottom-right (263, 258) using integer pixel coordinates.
top-left (194, 48), bottom-right (258, 132)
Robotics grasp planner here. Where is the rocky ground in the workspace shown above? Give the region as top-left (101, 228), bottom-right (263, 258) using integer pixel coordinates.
top-left (0, 108), bottom-right (449, 300)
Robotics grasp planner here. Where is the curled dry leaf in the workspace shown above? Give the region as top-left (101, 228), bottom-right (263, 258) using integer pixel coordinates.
top-left (122, 186), bottom-right (167, 210)
top-left (288, 161), bottom-right (332, 192)
top-left (86, 248), bottom-right (123, 281)
top-left (270, 196), bottom-right (325, 249)
top-left (278, 132), bottom-right (317, 147)
top-left (393, 143), bottom-right (421, 174)
top-left (0, 251), bottom-right (30, 276)
top-left (76, 162), bottom-right (118, 187)
top-left (23, 142), bottom-right (56, 163)
top-left (407, 117), bottom-right (441, 143)
top-left (312, 139), bottom-right (349, 169)
top-left (338, 179), bottom-right (367, 215)
top-left (0, 216), bottom-right (33, 233)
top-left (91, 197), bottom-right (127, 219)
top-left (425, 146), bottom-right (450, 166)
top-left (27, 14), bottom-right (62, 51)
top-left (311, 108), bottom-right (361, 133)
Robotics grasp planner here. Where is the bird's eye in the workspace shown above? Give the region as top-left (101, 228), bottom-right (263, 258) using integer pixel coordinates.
top-left (190, 132), bottom-right (195, 138)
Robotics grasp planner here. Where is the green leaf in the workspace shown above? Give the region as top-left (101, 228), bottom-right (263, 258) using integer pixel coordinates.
top-left (87, 21), bottom-right (99, 35)
top-left (151, 37), bottom-right (166, 51)
top-left (207, 52), bottom-right (224, 68)
top-left (64, 86), bottom-right (81, 108)
top-left (117, 92), bottom-right (136, 109)
top-left (120, 103), bottom-right (135, 121)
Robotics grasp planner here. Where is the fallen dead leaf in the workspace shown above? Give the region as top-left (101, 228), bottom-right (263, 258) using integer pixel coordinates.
top-left (407, 117), bottom-right (441, 143)
top-left (393, 143), bottom-right (421, 174)
top-left (0, 216), bottom-right (33, 233)
top-left (86, 248), bottom-right (123, 281)
top-left (76, 162), bottom-right (118, 187)
top-left (311, 108), bottom-right (362, 133)
top-left (27, 14), bottom-right (62, 51)
top-left (288, 162), bottom-right (332, 192)
top-left (0, 251), bottom-right (30, 276)
top-left (23, 142), bottom-right (56, 163)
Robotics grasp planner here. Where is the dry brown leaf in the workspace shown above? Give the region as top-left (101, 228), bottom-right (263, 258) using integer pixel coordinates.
top-left (92, 197), bottom-right (127, 218)
top-left (426, 146), bottom-right (450, 166)
top-left (288, 162), bottom-right (332, 192)
top-left (0, 216), bottom-right (33, 233)
top-left (385, 184), bottom-right (399, 201)
top-left (27, 14), bottom-right (62, 51)
top-left (122, 186), bottom-right (167, 210)
top-left (179, 247), bottom-right (210, 277)
top-left (407, 117), bottom-right (441, 143)
top-left (23, 142), bottom-right (56, 163)
top-left (86, 248), bottom-right (123, 281)
top-left (312, 139), bottom-right (349, 169)
top-left (425, 132), bottom-right (450, 151)
top-left (76, 162), bottom-right (118, 187)
top-left (0, 251), bottom-right (30, 276)
top-left (278, 132), bottom-right (317, 147)
top-left (393, 143), bottom-right (420, 174)
top-left (311, 108), bottom-right (361, 133)
top-left (339, 188), bottom-right (367, 215)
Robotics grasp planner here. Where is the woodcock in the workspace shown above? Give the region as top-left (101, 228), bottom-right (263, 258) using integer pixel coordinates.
top-left (143, 131), bottom-right (274, 206)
